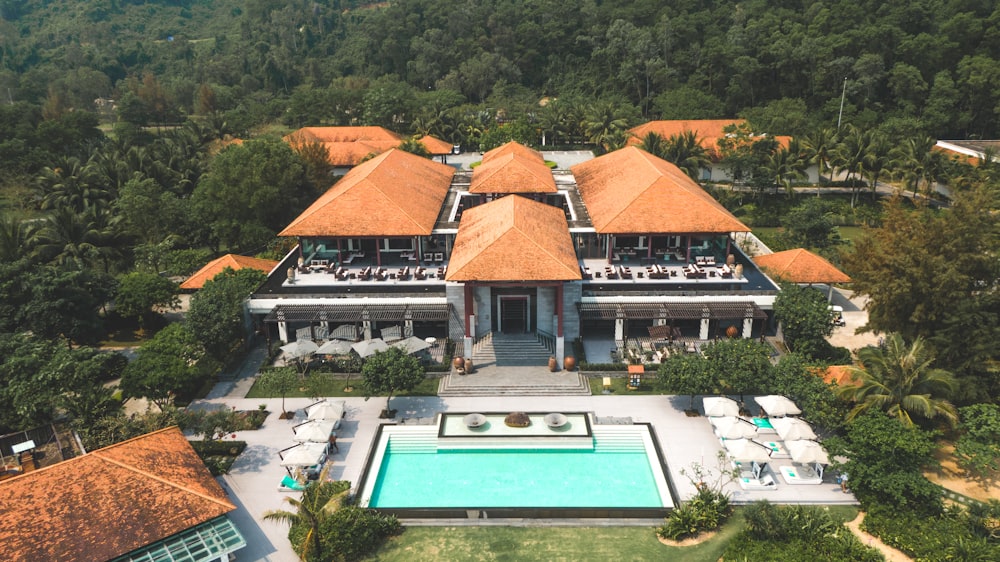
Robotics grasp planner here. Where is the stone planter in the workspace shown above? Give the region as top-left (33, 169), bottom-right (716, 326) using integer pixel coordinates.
top-left (548, 356), bottom-right (558, 372)
top-left (564, 356), bottom-right (576, 371)
top-left (453, 356), bottom-right (465, 370)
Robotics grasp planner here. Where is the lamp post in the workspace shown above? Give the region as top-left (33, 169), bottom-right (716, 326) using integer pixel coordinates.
top-left (837, 77), bottom-right (847, 130)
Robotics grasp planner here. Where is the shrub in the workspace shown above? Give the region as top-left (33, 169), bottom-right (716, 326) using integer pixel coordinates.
top-left (657, 487), bottom-right (731, 540)
top-left (727, 501), bottom-right (882, 562)
top-left (863, 505), bottom-right (1000, 561)
top-left (320, 506), bottom-right (402, 561)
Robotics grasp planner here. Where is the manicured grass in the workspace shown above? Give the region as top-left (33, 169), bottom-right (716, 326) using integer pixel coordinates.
top-left (371, 513), bottom-right (744, 562)
top-left (244, 372), bottom-right (441, 398)
top-left (753, 225), bottom-right (864, 243)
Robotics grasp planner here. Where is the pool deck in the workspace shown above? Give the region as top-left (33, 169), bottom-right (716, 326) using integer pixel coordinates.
top-left (191, 386), bottom-right (857, 561)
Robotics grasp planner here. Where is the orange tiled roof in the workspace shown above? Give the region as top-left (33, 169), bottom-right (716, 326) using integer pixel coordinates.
top-left (284, 126), bottom-right (451, 165)
top-left (446, 195), bottom-right (582, 282)
top-left (813, 365), bottom-right (862, 387)
top-left (571, 146), bottom-right (750, 234)
top-left (280, 148), bottom-right (455, 237)
top-left (627, 120), bottom-right (790, 158)
top-left (0, 427), bottom-right (235, 562)
top-left (180, 254), bottom-right (279, 290)
top-left (469, 152), bottom-right (557, 193)
top-left (482, 141), bottom-right (544, 163)
top-left (754, 248), bottom-right (851, 284)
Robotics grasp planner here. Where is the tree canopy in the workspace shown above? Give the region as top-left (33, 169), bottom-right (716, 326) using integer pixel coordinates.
top-left (186, 266), bottom-right (266, 359)
top-left (361, 347), bottom-right (425, 414)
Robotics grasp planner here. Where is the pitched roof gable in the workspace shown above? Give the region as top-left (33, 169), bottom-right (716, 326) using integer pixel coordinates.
top-left (0, 427), bottom-right (235, 562)
top-left (446, 195), bottom-right (581, 282)
top-left (754, 248), bottom-right (852, 284)
top-left (180, 254), bottom-right (279, 290)
top-left (482, 141), bottom-right (544, 163)
top-left (469, 152), bottom-right (557, 193)
top-left (571, 147), bottom-right (750, 234)
top-left (279, 148), bottom-right (455, 237)
top-left (285, 126), bottom-right (451, 166)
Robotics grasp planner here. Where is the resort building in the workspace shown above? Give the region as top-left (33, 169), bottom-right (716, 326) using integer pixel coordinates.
top-left (627, 119), bottom-right (818, 183)
top-left (0, 427), bottom-right (246, 562)
top-left (283, 126), bottom-right (454, 174)
top-left (246, 142), bottom-right (781, 368)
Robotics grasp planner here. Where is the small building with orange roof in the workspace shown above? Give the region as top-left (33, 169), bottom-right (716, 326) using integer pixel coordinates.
top-left (247, 143), bottom-right (781, 365)
top-left (754, 248), bottom-right (850, 299)
top-left (284, 126), bottom-right (453, 170)
top-left (626, 119), bottom-right (812, 182)
top-left (181, 253), bottom-right (279, 290)
top-left (0, 427), bottom-right (245, 562)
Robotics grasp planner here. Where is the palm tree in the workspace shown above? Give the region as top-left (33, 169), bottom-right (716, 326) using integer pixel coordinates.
top-left (637, 131), bottom-right (667, 159)
top-left (763, 146), bottom-right (808, 198)
top-left (263, 478), bottom-right (341, 561)
top-left (35, 157), bottom-right (109, 213)
top-left (662, 130), bottom-right (712, 181)
top-left (838, 334), bottom-right (958, 427)
top-left (830, 125), bottom-right (871, 207)
top-left (803, 127), bottom-right (838, 195)
top-left (861, 132), bottom-right (891, 203)
top-left (890, 136), bottom-right (940, 200)
top-left (583, 102), bottom-right (630, 154)
top-left (0, 213), bottom-right (37, 263)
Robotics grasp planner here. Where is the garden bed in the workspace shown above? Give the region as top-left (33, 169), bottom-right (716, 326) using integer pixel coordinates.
top-left (190, 440), bottom-right (247, 476)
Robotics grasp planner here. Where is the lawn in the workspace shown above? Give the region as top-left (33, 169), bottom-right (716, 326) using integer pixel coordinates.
top-left (370, 513), bottom-right (744, 562)
top-left (244, 372), bottom-right (442, 398)
top-left (368, 506), bottom-right (859, 561)
top-left (753, 225), bottom-right (864, 244)
top-left (586, 375), bottom-right (661, 395)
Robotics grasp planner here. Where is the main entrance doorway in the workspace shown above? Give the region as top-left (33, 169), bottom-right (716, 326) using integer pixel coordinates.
top-left (498, 296), bottom-right (530, 333)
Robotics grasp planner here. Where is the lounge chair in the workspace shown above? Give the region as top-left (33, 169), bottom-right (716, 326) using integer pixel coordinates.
top-left (779, 464), bottom-right (823, 485)
top-left (279, 474), bottom-right (309, 491)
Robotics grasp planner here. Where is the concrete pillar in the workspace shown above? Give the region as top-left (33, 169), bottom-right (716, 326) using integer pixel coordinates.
top-left (743, 318), bottom-right (753, 339)
top-left (556, 336), bottom-right (565, 369)
top-left (655, 318), bottom-right (667, 326)
top-left (363, 320), bottom-right (372, 340)
top-left (404, 320), bottom-right (414, 337)
top-left (699, 318), bottom-right (710, 340)
top-left (278, 321), bottom-right (288, 343)
top-left (614, 318), bottom-right (624, 340)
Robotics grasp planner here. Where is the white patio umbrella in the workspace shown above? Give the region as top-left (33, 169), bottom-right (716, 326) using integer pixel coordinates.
top-left (293, 419), bottom-right (337, 443)
top-left (316, 339), bottom-right (353, 355)
top-left (391, 336), bottom-right (432, 355)
top-left (279, 442), bottom-right (328, 467)
top-left (352, 338), bottom-right (389, 358)
top-left (709, 416), bottom-right (759, 439)
top-left (296, 325), bottom-right (329, 341)
top-left (329, 324), bottom-right (358, 341)
top-left (771, 417), bottom-right (818, 441)
top-left (754, 395), bottom-right (802, 417)
top-left (785, 440), bottom-right (830, 464)
top-left (280, 339), bottom-right (319, 360)
top-left (723, 438), bottom-right (774, 463)
top-left (307, 400), bottom-right (345, 423)
top-left (703, 396), bottom-right (740, 417)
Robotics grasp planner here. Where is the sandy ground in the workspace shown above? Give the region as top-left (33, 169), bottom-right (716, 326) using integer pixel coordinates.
top-left (924, 444), bottom-right (1000, 503)
top-left (845, 512), bottom-right (913, 562)
top-left (825, 286), bottom-right (880, 353)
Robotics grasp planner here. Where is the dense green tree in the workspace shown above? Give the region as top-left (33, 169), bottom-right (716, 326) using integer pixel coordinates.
top-left (825, 410), bottom-right (942, 514)
top-left (192, 137), bottom-right (312, 253)
top-left (114, 271), bottom-right (179, 327)
top-left (656, 352), bottom-right (715, 410)
top-left (19, 266), bottom-right (113, 347)
top-left (773, 283), bottom-right (834, 357)
top-left (701, 339), bottom-right (772, 401)
top-left (652, 87), bottom-right (726, 120)
top-left (955, 403), bottom-right (1000, 476)
top-left (361, 347), bottom-right (424, 415)
top-left (257, 367), bottom-right (299, 419)
top-left (119, 323), bottom-right (206, 408)
top-left (843, 187), bottom-right (1000, 380)
top-left (838, 334), bottom-right (958, 428)
top-left (781, 198), bottom-right (844, 251)
top-left (263, 481), bottom-right (352, 562)
top-left (187, 267), bottom-right (266, 359)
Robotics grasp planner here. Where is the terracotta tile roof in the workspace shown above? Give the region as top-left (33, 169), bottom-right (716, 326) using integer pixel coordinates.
top-left (627, 120), bottom-right (790, 158)
top-left (754, 248), bottom-right (851, 284)
top-left (482, 141), bottom-right (544, 163)
top-left (813, 365), bottom-right (862, 387)
top-left (280, 148), bottom-right (455, 237)
top-left (469, 153), bottom-right (557, 193)
top-left (571, 146), bottom-right (750, 234)
top-left (180, 254), bottom-right (279, 290)
top-left (446, 195), bottom-right (582, 282)
top-left (0, 427), bottom-right (235, 562)
top-left (284, 126), bottom-right (450, 165)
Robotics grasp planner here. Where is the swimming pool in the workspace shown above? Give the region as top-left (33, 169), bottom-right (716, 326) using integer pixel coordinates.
top-left (357, 419), bottom-right (676, 518)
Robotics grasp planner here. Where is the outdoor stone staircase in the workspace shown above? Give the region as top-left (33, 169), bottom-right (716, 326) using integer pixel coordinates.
top-left (437, 332), bottom-right (591, 397)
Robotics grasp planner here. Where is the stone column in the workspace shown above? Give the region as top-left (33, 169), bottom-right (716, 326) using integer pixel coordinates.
top-left (743, 317), bottom-right (753, 339)
top-left (699, 316), bottom-right (710, 341)
top-left (614, 318), bottom-right (624, 341)
top-left (278, 321), bottom-right (288, 343)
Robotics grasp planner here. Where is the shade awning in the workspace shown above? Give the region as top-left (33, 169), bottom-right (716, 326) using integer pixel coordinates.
top-left (293, 420), bottom-right (337, 443)
top-left (578, 301), bottom-right (766, 321)
top-left (264, 303), bottom-right (451, 324)
top-left (754, 395), bottom-right (802, 417)
top-left (703, 396), bottom-right (740, 417)
top-left (279, 442), bottom-right (328, 467)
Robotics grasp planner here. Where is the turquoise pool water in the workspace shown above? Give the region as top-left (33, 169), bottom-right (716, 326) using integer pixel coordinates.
top-left (369, 445), bottom-right (663, 508)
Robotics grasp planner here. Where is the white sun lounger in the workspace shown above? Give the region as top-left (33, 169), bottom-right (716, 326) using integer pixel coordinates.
top-left (779, 464), bottom-right (823, 485)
